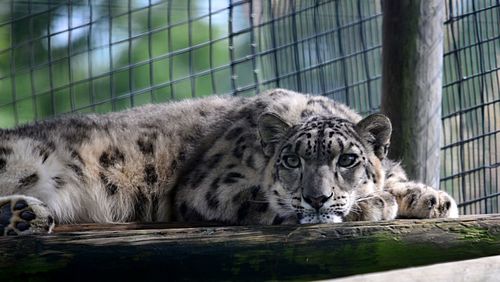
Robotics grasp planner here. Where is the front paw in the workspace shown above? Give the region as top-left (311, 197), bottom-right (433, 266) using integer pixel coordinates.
top-left (344, 191), bottom-right (398, 222)
top-left (0, 195), bottom-right (55, 236)
top-left (392, 183), bottom-right (458, 219)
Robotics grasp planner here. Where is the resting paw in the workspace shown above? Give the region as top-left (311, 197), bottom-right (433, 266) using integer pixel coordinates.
top-left (0, 195), bottom-right (54, 236)
top-left (345, 191), bottom-right (398, 222)
top-left (391, 183), bottom-right (458, 219)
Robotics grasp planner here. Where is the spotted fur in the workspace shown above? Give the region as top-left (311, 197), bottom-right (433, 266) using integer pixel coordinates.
top-left (0, 89), bottom-right (458, 235)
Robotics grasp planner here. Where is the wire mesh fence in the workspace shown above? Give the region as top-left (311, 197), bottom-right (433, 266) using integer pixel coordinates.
top-left (441, 0), bottom-right (500, 214)
top-left (0, 0), bottom-right (498, 215)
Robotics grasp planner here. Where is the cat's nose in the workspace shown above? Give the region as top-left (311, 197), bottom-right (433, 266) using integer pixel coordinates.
top-left (303, 193), bottom-right (332, 210)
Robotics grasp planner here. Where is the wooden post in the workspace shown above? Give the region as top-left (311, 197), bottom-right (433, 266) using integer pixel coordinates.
top-left (1, 216), bottom-right (500, 280)
top-left (381, 0), bottom-right (444, 188)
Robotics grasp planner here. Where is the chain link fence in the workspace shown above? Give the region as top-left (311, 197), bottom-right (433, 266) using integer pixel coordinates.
top-left (0, 0), bottom-right (498, 214)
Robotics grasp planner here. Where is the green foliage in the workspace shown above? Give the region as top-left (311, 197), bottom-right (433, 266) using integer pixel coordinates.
top-left (0, 0), bottom-right (233, 127)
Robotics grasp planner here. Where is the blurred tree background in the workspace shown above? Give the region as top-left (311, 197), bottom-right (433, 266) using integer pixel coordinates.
top-left (0, 0), bottom-right (498, 214)
top-left (0, 0), bottom-right (384, 127)
top-left (0, 0), bottom-right (241, 126)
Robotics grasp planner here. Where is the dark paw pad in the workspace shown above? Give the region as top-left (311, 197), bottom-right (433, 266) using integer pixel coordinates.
top-left (13, 200), bottom-right (28, 211)
top-left (16, 221), bottom-right (30, 231)
top-left (20, 210), bottom-right (36, 221)
top-left (0, 203), bottom-right (12, 226)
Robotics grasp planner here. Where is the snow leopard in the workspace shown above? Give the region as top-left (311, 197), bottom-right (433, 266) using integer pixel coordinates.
top-left (0, 89), bottom-right (458, 235)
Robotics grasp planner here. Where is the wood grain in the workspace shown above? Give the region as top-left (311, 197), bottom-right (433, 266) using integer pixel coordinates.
top-left (1, 215), bottom-right (500, 280)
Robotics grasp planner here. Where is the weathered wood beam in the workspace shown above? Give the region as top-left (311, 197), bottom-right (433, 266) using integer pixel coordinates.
top-left (2, 215), bottom-right (500, 280)
top-left (381, 0), bottom-right (445, 188)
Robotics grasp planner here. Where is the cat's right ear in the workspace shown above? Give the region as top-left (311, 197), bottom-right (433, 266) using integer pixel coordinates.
top-left (258, 113), bottom-right (290, 157)
top-left (355, 113), bottom-right (392, 160)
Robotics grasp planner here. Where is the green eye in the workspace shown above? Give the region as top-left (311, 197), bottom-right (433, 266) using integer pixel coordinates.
top-left (283, 155), bottom-right (301, 168)
top-left (338, 154), bottom-right (358, 168)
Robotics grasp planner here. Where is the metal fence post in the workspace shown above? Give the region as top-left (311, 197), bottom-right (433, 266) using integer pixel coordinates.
top-left (381, 0), bottom-right (445, 188)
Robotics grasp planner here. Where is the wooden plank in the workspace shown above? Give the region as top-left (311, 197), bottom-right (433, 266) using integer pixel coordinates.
top-left (381, 0), bottom-right (445, 188)
top-left (2, 215), bottom-right (500, 280)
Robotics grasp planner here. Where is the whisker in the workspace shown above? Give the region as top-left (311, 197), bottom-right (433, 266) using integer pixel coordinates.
top-left (247, 200), bottom-right (269, 204)
top-left (356, 195), bottom-right (380, 202)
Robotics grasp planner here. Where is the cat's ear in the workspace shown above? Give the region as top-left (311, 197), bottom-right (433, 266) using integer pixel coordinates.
top-left (258, 113), bottom-right (291, 156)
top-left (355, 114), bottom-right (392, 159)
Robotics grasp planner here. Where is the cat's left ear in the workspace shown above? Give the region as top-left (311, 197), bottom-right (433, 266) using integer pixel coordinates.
top-left (355, 114), bottom-right (392, 159)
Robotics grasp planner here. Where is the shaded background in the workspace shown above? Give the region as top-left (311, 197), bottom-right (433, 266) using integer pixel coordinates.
top-left (0, 0), bottom-right (498, 215)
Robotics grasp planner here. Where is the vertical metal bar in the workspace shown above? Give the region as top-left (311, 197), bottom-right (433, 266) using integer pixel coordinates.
top-left (228, 0), bottom-right (237, 94)
top-left (28, 0), bottom-right (38, 121)
top-left (442, 0), bottom-right (452, 202)
top-left (462, 0), bottom-right (477, 214)
top-left (342, 1), bottom-right (357, 108)
top-left (208, 0), bottom-right (216, 94)
top-left (471, 0), bottom-right (489, 213)
top-left (9, 0), bottom-right (19, 125)
top-left (452, 0), bottom-right (467, 214)
top-left (460, 0), bottom-right (474, 213)
top-left (147, 0), bottom-right (154, 102)
top-left (302, 3), bottom-right (311, 92)
top-left (128, 0), bottom-right (134, 107)
top-left (290, 0), bottom-right (302, 92)
top-left (442, 52), bottom-right (452, 201)
top-left (187, 0), bottom-right (195, 98)
top-left (47, 2), bottom-right (56, 117)
top-left (67, 0), bottom-right (75, 112)
top-left (249, 0), bottom-right (261, 94)
top-left (335, 0), bottom-right (349, 105)
top-left (88, 0), bottom-right (95, 112)
top-left (268, 0), bottom-right (280, 88)
top-left (167, 0), bottom-right (174, 99)
top-left (357, 0), bottom-right (373, 110)
top-left (493, 0), bottom-right (500, 212)
top-left (313, 0), bottom-right (326, 95)
top-left (108, 0), bottom-right (116, 111)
